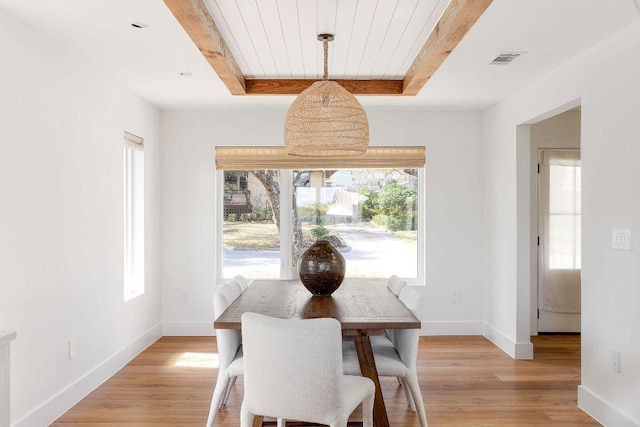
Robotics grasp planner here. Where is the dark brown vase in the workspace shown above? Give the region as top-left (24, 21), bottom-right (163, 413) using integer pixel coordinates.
top-left (298, 239), bottom-right (346, 296)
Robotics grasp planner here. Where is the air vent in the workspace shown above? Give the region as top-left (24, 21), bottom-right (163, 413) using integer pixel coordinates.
top-left (487, 52), bottom-right (524, 65)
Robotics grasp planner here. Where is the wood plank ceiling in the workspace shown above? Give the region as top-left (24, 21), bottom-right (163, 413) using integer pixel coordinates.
top-left (163, 0), bottom-right (492, 96)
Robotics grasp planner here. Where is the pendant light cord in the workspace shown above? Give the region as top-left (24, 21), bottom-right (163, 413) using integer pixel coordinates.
top-left (318, 34), bottom-right (334, 80)
top-left (323, 38), bottom-right (329, 80)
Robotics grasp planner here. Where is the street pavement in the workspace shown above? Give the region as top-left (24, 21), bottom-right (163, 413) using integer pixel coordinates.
top-left (223, 222), bottom-right (416, 279)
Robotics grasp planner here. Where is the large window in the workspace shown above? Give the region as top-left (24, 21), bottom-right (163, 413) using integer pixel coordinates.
top-left (124, 132), bottom-right (144, 300)
top-left (220, 167), bottom-right (422, 281)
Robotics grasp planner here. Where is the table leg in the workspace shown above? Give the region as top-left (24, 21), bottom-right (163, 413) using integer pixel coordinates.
top-left (353, 334), bottom-right (389, 427)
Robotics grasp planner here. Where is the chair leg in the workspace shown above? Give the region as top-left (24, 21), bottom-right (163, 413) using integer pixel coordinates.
top-left (205, 402), bottom-right (216, 427)
top-left (361, 391), bottom-right (375, 427)
top-left (399, 377), bottom-right (416, 412)
top-left (405, 373), bottom-right (428, 427)
top-left (217, 377), bottom-right (232, 410)
top-left (222, 376), bottom-right (237, 406)
top-left (240, 405), bottom-right (257, 427)
top-left (206, 374), bottom-right (229, 427)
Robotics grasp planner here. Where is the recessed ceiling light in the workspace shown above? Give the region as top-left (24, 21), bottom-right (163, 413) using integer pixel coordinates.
top-left (179, 72), bottom-right (193, 77)
top-left (130, 22), bottom-right (148, 29)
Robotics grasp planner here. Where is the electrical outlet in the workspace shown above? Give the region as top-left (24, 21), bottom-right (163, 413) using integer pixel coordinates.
top-left (452, 290), bottom-right (461, 303)
top-left (612, 349), bottom-right (621, 373)
top-left (68, 339), bottom-right (76, 359)
top-left (182, 291), bottom-right (189, 301)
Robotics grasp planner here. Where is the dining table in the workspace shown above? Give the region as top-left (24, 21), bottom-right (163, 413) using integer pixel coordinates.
top-left (213, 278), bottom-right (421, 427)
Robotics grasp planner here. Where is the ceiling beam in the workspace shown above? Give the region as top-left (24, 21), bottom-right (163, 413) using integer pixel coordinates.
top-left (245, 79), bottom-right (404, 96)
top-left (163, 0), bottom-right (246, 95)
top-left (403, 0), bottom-right (493, 96)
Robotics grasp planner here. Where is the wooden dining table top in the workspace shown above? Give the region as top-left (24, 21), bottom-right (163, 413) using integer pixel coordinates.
top-left (213, 279), bottom-right (421, 332)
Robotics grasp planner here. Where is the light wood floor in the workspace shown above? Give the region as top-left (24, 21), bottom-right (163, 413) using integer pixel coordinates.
top-left (52, 335), bottom-right (601, 426)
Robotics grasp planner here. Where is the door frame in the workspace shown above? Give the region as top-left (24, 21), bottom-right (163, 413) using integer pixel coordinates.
top-left (524, 103), bottom-right (581, 335)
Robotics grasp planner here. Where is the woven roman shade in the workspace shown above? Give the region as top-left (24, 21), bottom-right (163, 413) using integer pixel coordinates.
top-left (124, 131), bottom-right (144, 151)
top-left (215, 146), bottom-right (425, 170)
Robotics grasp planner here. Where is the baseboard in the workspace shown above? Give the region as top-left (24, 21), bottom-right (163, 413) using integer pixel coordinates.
top-left (483, 323), bottom-right (533, 359)
top-left (13, 323), bottom-right (162, 427)
top-left (578, 385), bottom-right (639, 427)
top-left (162, 321), bottom-right (215, 336)
top-left (421, 321), bottom-right (483, 335)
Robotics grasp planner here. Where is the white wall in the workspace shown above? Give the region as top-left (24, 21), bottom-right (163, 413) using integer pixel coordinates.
top-left (0, 8), bottom-right (162, 426)
top-left (483, 19), bottom-right (640, 426)
top-left (160, 107), bottom-right (485, 336)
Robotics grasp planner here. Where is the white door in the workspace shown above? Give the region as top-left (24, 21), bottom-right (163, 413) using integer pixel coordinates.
top-left (537, 149), bottom-right (581, 332)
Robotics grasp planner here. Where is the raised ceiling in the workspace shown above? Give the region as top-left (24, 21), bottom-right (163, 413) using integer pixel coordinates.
top-left (0, 0), bottom-right (638, 108)
top-left (208, 0), bottom-right (448, 80)
top-left (163, 0), bottom-right (492, 95)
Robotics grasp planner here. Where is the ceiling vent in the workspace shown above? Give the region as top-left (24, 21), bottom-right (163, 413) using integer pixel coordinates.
top-left (487, 52), bottom-right (524, 65)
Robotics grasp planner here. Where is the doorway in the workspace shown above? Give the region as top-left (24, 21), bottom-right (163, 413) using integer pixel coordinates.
top-left (529, 109), bottom-right (582, 334)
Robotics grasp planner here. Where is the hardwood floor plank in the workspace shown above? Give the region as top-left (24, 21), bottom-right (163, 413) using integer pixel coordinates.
top-left (52, 335), bottom-right (601, 426)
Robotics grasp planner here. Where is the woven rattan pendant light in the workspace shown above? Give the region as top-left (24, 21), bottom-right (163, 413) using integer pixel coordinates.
top-left (285, 34), bottom-right (369, 157)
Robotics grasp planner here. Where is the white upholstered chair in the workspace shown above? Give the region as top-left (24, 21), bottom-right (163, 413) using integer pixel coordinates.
top-left (387, 274), bottom-right (407, 296)
top-left (228, 278), bottom-right (245, 296)
top-left (343, 287), bottom-right (428, 427)
top-left (233, 274), bottom-right (249, 291)
top-left (206, 283), bottom-right (244, 427)
top-left (371, 275), bottom-right (407, 347)
top-left (240, 312), bottom-right (375, 427)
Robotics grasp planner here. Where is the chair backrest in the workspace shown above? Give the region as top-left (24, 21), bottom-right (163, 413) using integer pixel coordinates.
top-left (395, 287), bottom-right (424, 368)
top-left (233, 274), bottom-right (249, 291)
top-left (228, 278), bottom-right (244, 295)
top-left (387, 275), bottom-right (407, 296)
top-left (399, 286), bottom-right (423, 320)
top-left (241, 312), bottom-right (344, 424)
top-left (213, 283), bottom-right (242, 370)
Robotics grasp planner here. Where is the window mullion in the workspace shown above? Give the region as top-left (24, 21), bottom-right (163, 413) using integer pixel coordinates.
top-left (279, 169), bottom-right (295, 279)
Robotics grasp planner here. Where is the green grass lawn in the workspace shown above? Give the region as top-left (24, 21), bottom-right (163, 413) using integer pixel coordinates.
top-left (223, 221), bottom-right (280, 250)
top-left (223, 221), bottom-right (320, 250)
top-left (393, 229), bottom-right (418, 247)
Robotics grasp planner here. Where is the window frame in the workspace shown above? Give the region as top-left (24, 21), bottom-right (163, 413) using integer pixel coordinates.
top-left (123, 141), bottom-right (145, 301)
top-left (216, 167), bottom-right (426, 284)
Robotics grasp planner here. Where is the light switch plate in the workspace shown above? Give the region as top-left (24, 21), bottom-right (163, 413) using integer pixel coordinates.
top-left (612, 228), bottom-right (632, 250)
